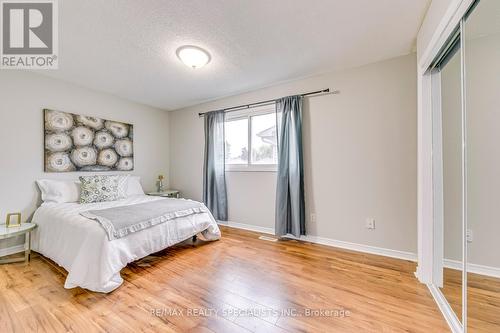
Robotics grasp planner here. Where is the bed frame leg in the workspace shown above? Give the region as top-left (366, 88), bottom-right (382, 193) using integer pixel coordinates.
top-left (192, 235), bottom-right (197, 242)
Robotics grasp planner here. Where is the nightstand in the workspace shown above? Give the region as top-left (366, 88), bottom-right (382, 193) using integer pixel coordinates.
top-left (0, 223), bottom-right (37, 264)
top-left (147, 190), bottom-right (180, 198)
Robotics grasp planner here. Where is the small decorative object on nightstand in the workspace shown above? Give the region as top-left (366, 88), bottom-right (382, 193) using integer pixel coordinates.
top-left (6, 212), bottom-right (22, 228)
top-left (0, 221), bottom-right (37, 264)
top-left (156, 175), bottom-right (165, 192)
top-left (147, 190), bottom-right (180, 199)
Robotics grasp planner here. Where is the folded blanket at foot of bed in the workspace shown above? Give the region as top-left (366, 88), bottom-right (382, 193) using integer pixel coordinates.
top-left (81, 198), bottom-right (209, 240)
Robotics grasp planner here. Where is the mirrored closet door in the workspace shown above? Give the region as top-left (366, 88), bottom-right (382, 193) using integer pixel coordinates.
top-left (464, 0), bottom-right (500, 331)
top-left (432, 28), bottom-right (464, 323)
top-left (431, 0), bottom-right (500, 331)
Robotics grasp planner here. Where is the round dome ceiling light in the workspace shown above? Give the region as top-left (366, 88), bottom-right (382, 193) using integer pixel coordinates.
top-left (176, 45), bottom-right (211, 69)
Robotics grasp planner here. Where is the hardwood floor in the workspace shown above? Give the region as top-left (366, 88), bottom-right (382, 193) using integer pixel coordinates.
top-left (441, 268), bottom-right (463, 322)
top-left (0, 226), bottom-right (449, 333)
top-left (442, 267), bottom-right (500, 333)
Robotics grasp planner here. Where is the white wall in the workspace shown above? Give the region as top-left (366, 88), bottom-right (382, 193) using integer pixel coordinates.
top-left (170, 54), bottom-right (418, 254)
top-left (0, 71), bottom-right (170, 248)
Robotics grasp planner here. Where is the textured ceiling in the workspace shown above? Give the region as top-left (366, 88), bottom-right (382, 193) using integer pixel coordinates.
top-left (39, 0), bottom-right (430, 110)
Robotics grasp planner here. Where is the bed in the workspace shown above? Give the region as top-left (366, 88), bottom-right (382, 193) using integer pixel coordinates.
top-left (31, 194), bottom-right (221, 293)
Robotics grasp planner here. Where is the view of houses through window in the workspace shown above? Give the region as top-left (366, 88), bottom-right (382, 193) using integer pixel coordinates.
top-left (225, 106), bottom-right (278, 169)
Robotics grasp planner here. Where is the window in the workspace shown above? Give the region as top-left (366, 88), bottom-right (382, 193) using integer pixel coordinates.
top-left (225, 105), bottom-right (278, 171)
top-left (225, 118), bottom-right (248, 165)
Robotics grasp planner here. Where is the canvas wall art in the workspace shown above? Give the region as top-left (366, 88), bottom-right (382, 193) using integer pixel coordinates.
top-left (44, 109), bottom-right (134, 172)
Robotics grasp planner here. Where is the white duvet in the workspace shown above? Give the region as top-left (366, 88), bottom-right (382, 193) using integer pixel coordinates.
top-left (31, 195), bottom-right (220, 293)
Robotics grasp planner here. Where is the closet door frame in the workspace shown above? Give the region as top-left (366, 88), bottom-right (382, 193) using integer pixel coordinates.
top-left (417, 1), bottom-right (477, 332)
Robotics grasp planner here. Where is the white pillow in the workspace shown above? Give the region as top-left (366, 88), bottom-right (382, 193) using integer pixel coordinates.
top-left (36, 179), bottom-right (81, 203)
top-left (117, 174), bottom-right (130, 199)
top-left (126, 176), bottom-right (145, 196)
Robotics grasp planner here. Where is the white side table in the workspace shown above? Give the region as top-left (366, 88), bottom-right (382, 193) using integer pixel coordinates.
top-left (147, 190), bottom-right (180, 198)
top-left (0, 223), bottom-right (37, 264)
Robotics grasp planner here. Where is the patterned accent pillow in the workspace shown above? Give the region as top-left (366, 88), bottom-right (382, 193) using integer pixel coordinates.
top-left (79, 175), bottom-right (120, 204)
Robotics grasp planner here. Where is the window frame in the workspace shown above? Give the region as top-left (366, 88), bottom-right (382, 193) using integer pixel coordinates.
top-left (224, 104), bottom-right (278, 172)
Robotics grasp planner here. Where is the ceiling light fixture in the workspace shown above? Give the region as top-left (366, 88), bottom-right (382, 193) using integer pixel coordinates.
top-left (176, 45), bottom-right (211, 69)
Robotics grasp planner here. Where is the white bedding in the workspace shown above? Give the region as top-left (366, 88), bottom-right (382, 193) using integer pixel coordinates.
top-left (31, 195), bottom-right (220, 293)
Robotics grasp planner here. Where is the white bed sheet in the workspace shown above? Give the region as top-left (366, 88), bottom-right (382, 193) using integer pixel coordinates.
top-left (31, 195), bottom-right (220, 293)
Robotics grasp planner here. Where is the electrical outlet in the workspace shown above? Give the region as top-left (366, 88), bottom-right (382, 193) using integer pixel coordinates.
top-left (365, 218), bottom-right (375, 230)
top-left (466, 229), bottom-right (473, 243)
top-left (310, 213), bottom-right (317, 223)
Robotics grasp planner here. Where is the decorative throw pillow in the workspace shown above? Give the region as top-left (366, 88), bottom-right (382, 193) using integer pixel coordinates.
top-left (79, 175), bottom-right (120, 204)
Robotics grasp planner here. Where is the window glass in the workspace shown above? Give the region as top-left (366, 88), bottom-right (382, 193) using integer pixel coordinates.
top-left (251, 113), bottom-right (278, 165)
top-left (224, 118), bottom-right (248, 164)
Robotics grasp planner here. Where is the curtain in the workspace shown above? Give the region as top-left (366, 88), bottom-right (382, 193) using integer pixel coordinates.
top-left (275, 95), bottom-right (306, 237)
top-left (203, 110), bottom-right (228, 221)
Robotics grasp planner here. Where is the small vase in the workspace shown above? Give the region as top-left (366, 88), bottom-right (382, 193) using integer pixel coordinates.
top-left (157, 180), bottom-right (164, 192)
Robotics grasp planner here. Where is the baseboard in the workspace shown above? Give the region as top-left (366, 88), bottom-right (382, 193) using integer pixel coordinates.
top-left (415, 265), bottom-right (422, 281)
top-left (218, 221), bottom-right (417, 262)
top-left (288, 234), bottom-right (417, 262)
top-left (427, 284), bottom-right (463, 333)
top-left (444, 259), bottom-right (500, 279)
top-left (218, 221), bottom-right (275, 235)
top-left (0, 244), bottom-right (25, 257)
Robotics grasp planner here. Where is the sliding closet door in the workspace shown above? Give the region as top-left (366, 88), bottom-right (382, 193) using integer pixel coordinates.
top-left (435, 38), bottom-right (464, 323)
top-left (463, 0), bottom-right (500, 331)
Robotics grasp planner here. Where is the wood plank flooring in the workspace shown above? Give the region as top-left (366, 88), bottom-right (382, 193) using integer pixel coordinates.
top-left (442, 267), bottom-right (500, 333)
top-left (0, 226), bottom-right (449, 333)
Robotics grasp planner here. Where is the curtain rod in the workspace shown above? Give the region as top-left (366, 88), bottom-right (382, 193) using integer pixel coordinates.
top-left (198, 88), bottom-right (338, 117)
